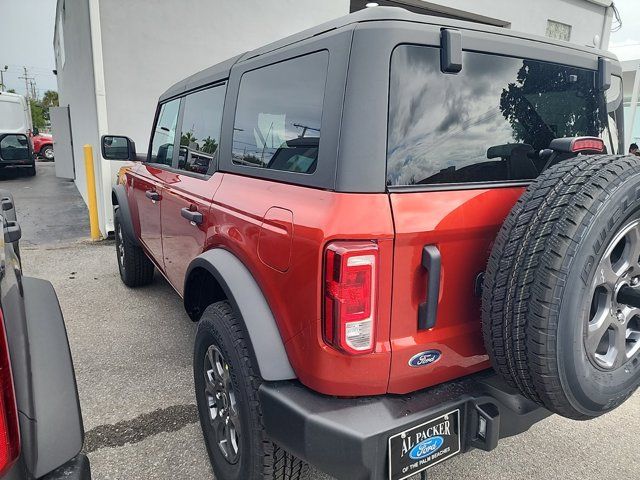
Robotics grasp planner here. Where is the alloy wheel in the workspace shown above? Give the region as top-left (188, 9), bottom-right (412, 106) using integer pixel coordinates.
top-left (116, 223), bottom-right (125, 273)
top-left (203, 345), bottom-right (241, 463)
top-left (586, 219), bottom-right (640, 370)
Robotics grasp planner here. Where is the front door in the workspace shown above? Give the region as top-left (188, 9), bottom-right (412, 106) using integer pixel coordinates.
top-left (132, 98), bottom-right (181, 265)
top-left (160, 83), bottom-right (226, 293)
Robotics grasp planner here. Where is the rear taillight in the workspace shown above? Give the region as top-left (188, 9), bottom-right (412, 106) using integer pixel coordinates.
top-left (571, 137), bottom-right (605, 153)
top-left (323, 241), bottom-right (378, 355)
top-left (0, 309), bottom-right (19, 475)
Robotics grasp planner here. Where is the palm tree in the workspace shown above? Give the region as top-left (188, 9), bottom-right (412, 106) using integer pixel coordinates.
top-left (181, 131), bottom-right (197, 147)
top-left (42, 90), bottom-right (59, 108)
top-left (202, 136), bottom-right (218, 154)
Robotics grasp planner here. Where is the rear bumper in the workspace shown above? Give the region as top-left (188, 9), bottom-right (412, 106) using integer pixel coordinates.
top-left (41, 454), bottom-right (91, 480)
top-left (259, 371), bottom-right (551, 480)
top-left (0, 160), bottom-right (33, 168)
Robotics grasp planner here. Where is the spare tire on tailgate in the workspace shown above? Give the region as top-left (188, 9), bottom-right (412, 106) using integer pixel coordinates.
top-left (482, 154), bottom-right (640, 420)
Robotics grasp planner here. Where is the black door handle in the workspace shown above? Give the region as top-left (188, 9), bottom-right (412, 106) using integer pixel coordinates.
top-left (145, 190), bottom-right (161, 201)
top-left (181, 207), bottom-right (203, 225)
top-left (418, 245), bottom-right (441, 330)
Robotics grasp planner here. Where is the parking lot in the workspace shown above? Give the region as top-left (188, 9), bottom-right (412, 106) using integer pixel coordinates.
top-left (5, 163), bottom-right (640, 480)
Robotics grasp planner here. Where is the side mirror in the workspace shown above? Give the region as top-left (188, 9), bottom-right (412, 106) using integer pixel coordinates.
top-left (101, 135), bottom-right (137, 161)
top-left (0, 134), bottom-right (31, 161)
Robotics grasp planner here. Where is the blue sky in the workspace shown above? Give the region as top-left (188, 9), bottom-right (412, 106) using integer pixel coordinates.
top-left (0, 0), bottom-right (639, 97)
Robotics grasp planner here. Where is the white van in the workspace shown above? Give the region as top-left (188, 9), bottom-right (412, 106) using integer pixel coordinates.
top-left (0, 92), bottom-right (36, 175)
top-left (0, 92), bottom-right (32, 135)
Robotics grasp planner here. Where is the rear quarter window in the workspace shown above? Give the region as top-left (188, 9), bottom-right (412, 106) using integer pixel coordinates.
top-left (387, 45), bottom-right (609, 187)
top-left (231, 51), bottom-right (328, 175)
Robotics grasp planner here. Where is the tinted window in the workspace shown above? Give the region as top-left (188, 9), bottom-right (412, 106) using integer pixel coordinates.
top-left (232, 51), bottom-right (328, 174)
top-left (177, 85), bottom-right (226, 176)
top-left (150, 99), bottom-right (180, 166)
top-left (387, 46), bottom-right (607, 187)
top-left (0, 134), bottom-right (29, 160)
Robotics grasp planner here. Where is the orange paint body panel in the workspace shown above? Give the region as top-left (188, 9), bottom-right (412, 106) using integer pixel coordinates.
top-left (387, 187), bottom-right (525, 393)
top-left (209, 174), bottom-right (395, 396)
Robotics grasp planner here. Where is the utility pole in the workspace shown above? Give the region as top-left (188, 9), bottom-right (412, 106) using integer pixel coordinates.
top-left (0, 66), bottom-right (7, 92)
top-left (18, 66), bottom-right (34, 101)
top-left (29, 79), bottom-right (37, 100)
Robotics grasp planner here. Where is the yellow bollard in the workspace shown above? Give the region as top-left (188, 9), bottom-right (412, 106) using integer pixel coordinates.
top-left (83, 145), bottom-right (101, 241)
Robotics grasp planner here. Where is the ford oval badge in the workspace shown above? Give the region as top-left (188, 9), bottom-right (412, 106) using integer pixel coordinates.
top-left (408, 350), bottom-right (441, 368)
top-left (409, 436), bottom-right (444, 460)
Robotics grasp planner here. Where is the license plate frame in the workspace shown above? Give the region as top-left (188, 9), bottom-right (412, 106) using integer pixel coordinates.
top-left (388, 409), bottom-right (461, 480)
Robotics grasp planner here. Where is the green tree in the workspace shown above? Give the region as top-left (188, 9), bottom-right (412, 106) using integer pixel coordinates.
top-left (30, 101), bottom-right (46, 130)
top-left (42, 90), bottom-right (59, 108)
top-left (202, 136), bottom-right (218, 154)
top-left (181, 131), bottom-right (197, 147)
top-left (7, 88), bottom-right (15, 93)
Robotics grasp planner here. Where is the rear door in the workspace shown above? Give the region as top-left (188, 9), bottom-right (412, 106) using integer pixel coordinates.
top-left (160, 84), bottom-right (226, 294)
top-left (131, 98), bottom-right (180, 264)
top-left (386, 44), bottom-right (609, 393)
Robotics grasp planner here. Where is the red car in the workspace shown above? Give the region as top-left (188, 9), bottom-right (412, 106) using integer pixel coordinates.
top-left (101, 8), bottom-right (636, 480)
top-left (30, 130), bottom-right (54, 161)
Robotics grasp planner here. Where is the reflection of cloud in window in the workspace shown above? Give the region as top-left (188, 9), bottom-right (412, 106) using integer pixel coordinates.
top-left (387, 46), bottom-right (601, 186)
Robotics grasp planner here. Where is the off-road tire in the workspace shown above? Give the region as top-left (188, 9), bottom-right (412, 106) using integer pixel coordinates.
top-left (194, 301), bottom-right (309, 480)
top-left (483, 154), bottom-right (640, 420)
top-left (114, 207), bottom-right (154, 287)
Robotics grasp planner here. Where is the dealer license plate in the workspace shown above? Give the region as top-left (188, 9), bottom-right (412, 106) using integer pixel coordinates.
top-left (388, 409), bottom-right (461, 480)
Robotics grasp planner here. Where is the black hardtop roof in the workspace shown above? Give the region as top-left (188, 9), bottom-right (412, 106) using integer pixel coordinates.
top-left (159, 6), bottom-right (618, 102)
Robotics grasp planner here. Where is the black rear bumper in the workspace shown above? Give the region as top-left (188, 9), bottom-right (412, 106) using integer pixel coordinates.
top-left (259, 371), bottom-right (551, 480)
top-left (41, 454), bottom-right (91, 480)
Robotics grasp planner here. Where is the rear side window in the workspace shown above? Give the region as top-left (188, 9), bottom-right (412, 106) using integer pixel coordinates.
top-left (177, 84), bottom-right (226, 176)
top-left (232, 51), bottom-right (328, 174)
top-left (387, 46), bottom-right (608, 187)
top-left (150, 98), bottom-right (180, 166)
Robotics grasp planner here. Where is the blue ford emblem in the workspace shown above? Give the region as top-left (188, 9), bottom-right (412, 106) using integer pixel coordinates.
top-left (409, 436), bottom-right (444, 460)
top-left (408, 350), bottom-right (441, 368)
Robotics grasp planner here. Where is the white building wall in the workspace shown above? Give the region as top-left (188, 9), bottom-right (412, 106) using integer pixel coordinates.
top-left (54, 0), bottom-right (100, 208)
top-left (436, 0), bottom-right (610, 48)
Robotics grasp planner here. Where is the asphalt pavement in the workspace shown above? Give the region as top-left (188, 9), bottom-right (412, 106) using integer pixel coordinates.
top-left (4, 163), bottom-right (640, 479)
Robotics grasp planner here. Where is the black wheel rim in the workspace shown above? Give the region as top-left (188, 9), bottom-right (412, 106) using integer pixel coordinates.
top-left (203, 345), bottom-right (241, 464)
top-left (586, 219), bottom-right (640, 370)
top-left (116, 222), bottom-right (125, 273)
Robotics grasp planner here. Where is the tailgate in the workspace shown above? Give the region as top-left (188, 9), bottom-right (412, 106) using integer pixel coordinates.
top-left (387, 187), bottom-right (523, 393)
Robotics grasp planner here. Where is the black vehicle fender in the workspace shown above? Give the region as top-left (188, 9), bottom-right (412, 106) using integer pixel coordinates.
top-left (19, 277), bottom-right (84, 478)
top-left (112, 185), bottom-right (139, 245)
top-left (185, 249), bottom-right (296, 381)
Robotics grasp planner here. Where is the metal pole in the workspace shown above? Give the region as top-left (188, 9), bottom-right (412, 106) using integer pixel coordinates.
top-left (627, 62), bottom-right (640, 147)
top-left (83, 145), bottom-right (101, 241)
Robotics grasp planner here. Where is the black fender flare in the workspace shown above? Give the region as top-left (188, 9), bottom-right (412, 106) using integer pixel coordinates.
top-left (185, 249), bottom-right (296, 381)
top-left (112, 185), bottom-right (139, 245)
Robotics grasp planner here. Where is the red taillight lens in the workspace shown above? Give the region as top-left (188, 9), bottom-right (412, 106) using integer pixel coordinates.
top-left (324, 241), bottom-right (378, 355)
top-left (0, 309), bottom-right (19, 475)
top-left (571, 137), bottom-right (605, 153)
